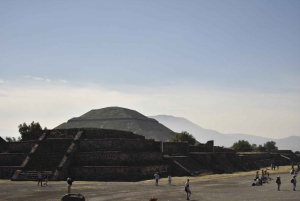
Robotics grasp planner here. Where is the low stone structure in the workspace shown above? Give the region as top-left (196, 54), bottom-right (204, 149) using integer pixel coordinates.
top-left (0, 128), bottom-right (297, 181)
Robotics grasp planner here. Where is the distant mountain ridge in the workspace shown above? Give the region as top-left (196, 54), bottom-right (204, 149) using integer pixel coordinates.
top-left (149, 115), bottom-right (300, 152)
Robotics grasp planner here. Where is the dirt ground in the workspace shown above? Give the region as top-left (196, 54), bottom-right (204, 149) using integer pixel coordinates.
top-left (0, 166), bottom-right (299, 201)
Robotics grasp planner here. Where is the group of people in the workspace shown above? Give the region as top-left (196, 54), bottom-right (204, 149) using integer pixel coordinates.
top-left (37, 172), bottom-right (73, 194)
top-left (153, 172), bottom-right (191, 200)
top-left (291, 162), bottom-right (300, 174)
top-left (252, 166), bottom-right (298, 191)
top-left (37, 172), bottom-right (49, 187)
top-left (275, 175), bottom-right (297, 191)
top-left (253, 169), bottom-right (269, 185)
top-left (270, 163), bottom-right (279, 170)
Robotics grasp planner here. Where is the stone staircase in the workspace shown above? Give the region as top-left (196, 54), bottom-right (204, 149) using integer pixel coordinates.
top-left (212, 154), bottom-right (236, 173)
top-left (227, 153), bottom-right (250, 171)
top-left (23, 139), bottom-right (72, 171)
top-left (12, 132), bottom-right (77, 181)
top-left (172, 156), bottom-right (209, 176)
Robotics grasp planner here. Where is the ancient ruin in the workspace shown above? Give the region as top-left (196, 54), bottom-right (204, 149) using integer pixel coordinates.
top-left (55, 107), bottom-right (175, 141)
top-left (0, 107), bottom-right (298, 181)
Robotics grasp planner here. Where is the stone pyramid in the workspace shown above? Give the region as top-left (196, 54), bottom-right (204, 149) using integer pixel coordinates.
top-left (55, 107), bottom-right (175, 141)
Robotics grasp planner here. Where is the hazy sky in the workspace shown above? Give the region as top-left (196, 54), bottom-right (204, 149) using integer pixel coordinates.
top-left (1, 1), bottom-right (299, 140)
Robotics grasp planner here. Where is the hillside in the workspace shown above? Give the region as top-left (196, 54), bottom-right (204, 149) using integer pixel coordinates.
top-left (149, 115), bottom-right (300, 152)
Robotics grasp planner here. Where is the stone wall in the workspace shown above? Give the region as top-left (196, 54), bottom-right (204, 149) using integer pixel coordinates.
top-left (189, 145), bottom-right (206, 152)
top-left (162, 142), bottom-right (189, 156)
top-left (238, 152), bottom-right (292, 169)
top-left (189, 140), bottom-right (215, 152)
top-left (0, 153), bottom-right (27, 166)
top-left (69, 165), bottom-right (169, 181)
top-left (238, 152), bottom-right (271, 160)
top-left (80, 128), bottom-right (145, 139)
top-left (21, 128), bottom-right (144, 141)
top-left (0, 166), bottom-right (19, 179)
top-left (0, 136), bottom-right (6, 152)
top-left (188, 152), bottom-right (249, 173)
top-left (273, 150), bottom-right (294, 154)
top-left (21, 132), bottom-right (44, 141)
top-left (214, 146), bottom-right (235, 153)
top-left (6, 141), bottom-right (36, 153)
top-left (72, 151), bottom-right (162, 166)
top-left (79, 139), bottom-right (159, 152)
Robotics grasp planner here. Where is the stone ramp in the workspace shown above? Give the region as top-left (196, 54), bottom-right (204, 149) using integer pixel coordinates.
top-left (22, 139), bottom-right (72, 171)
top-left (171, 156), bottom-right (210, 176)
top-left (11, 131), bottom-right (78, 181)
top-left (226, 153), bottom-right (251, 171)
top-left (212, 153), bottom-right (236, 173)
top-left (188, 152), bottom-right (251, 174)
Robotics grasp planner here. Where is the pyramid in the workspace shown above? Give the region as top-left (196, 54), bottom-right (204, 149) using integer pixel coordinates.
top-left (55, 107), bottom-right (175, 141)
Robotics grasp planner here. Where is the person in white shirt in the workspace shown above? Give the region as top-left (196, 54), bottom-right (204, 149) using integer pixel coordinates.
top-left (154, 172), bottom-right (159, 186)
top-left (185, 179), bottom-right (191, 200)
top-left (168, 174), bottom-right (172, 185)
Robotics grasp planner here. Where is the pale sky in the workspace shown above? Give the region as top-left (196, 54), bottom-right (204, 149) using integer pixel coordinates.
top-left (1, 1), bottom-right (299, 140)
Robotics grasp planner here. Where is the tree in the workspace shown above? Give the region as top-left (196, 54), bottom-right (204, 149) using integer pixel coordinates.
top-left (169, 131), bottom-right (196, 145)
top-left (257, 144), bottom-right (266, 152)
top-left (5, 136), bottom-right (21, 142)
top-left (18, 121), bottom-right (45, 139)
top-left (264, 141), bottom-right (278, 151)
top-left (251, 143), bottom-right (257, 150)
top-left (18, 123), bottom-right (29, 134)
top-left (295, 151), bottom-right (300, 154)
top-left (231, 140), bottom-right (253, 152)
top-left (18, 121), bottom-right (43, 134)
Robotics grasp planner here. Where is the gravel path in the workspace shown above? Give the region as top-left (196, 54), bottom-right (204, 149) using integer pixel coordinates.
top-left (0, 171), bottom-right (299, 201)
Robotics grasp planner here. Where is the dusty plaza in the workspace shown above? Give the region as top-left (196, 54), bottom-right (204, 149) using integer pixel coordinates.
top-left (0, 167), bottom-right (299, 201)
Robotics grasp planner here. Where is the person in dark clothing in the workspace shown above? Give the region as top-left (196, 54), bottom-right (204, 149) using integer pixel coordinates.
top-left (43, 173), bottom-right (49, 186)
top-left (37, 172), bottom-right (43, 187)
top-left (276, 176), bottom-right (281, 191)
top-left (185, 179), bottom-right (191, 200)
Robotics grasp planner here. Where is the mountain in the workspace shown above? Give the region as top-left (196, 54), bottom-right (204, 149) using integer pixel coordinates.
top-left (149, 115), bottom-right (300, 152)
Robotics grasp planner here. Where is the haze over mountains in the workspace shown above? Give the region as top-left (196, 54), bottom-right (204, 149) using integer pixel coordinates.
top-left (149, 115), bottom-right (300, 152)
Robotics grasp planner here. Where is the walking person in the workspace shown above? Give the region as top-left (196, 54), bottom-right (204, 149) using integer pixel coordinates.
top-left (276, 176), bottom-right (281, 191)
top-left (185, 179), bottom-right (191, 200)
top-left (291, 175), bottom-right (297, 191)
top-left (154, 172), bottom-right (159, 186)
top-left (44, 172), bottom-right (49, 186)
top-left (67, 177), bottom-right (73, 194)
top-left (37, 172), bottom-right (43, 187)
top-left (168, 174), bottom-right (172, 185)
